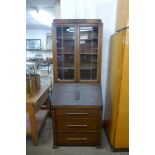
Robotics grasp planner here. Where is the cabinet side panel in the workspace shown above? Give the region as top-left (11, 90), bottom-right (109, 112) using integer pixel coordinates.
top-left (52, 24), bottom-right (57, 81)
top-left (116, 0), bottom-right (129, 31)
top-left (115, 28), bottom-right (129, 148)
top-left (106, 31), bottom-right (124, 146)
top-left (98, 23), bottom-right (103, 81)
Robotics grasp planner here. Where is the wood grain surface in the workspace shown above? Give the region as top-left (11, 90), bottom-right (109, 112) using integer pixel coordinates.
top-left (106, 28), bottom-right (129, 149)
top-left (51, 83), bottom-right (103, 106)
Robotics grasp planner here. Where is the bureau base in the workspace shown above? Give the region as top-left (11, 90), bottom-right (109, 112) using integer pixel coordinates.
top-left (51, 83), bottom-right (103, 147)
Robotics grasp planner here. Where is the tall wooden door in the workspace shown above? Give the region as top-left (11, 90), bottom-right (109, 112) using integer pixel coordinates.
top-left (114, 28), bottom-right (129, 148)
top-left (52, 19), bottom-right (103, 83)
top-left (116, 0), bottom-right (129, 31)
top-left (78, 25), bottom-right (102, 82)
top-left (53, 25), bottom-right (77, 82)
top-left (107, 28), bottom-right (129, 149)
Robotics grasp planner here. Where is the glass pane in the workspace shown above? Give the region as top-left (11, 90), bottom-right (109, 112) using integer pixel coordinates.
top-left (63, 27), bottom-right (75, 38)
top-left (92, 48), bottom-right (98, 53)
top-left (79, 26), bottom-right (99, 80)
top-left (92, 69), bottom-right (97, 80)
top-left (63, 39), bottom-right (74, 53)
top-left (56, 26), bottom-right (75, 81)
top-left (92, 27), bottom-right (98, 38)
top-left (57, 61), bottom-right (63, 68)
top-left (92, 54), bottom-right (98, 61)
top-left (64, 54), bottom-right (74, 68)
top-left (80, 54), bottom-right (91, 68)
top-left (56, 27), bottom-right (62, 38)
top-left (58, 69), bottom-right (63, 80)
top-left (80, 70), bottom-right (91, 80)
top-left (80, 39), bottom-right (91, 53)
top-left (64, 69), bottom-right (74, 79)
top-left (57, 49), bottom-right (63, 54)
top-left (92, 39), bottom-right (98, 48)
top-left (57, 54), bottom-right (64, 61)
top-left (92, 61), bottom-right (97, 68)
top-left (56, 38), bottom-right (62, 49)
top-left (80, 26), bottom-right (93, 39)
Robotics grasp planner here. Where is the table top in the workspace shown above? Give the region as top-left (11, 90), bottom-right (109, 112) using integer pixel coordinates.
top-left (51, 83), bottom-right (103, 107)
top-left (26, 82), bottom-right (51, 104)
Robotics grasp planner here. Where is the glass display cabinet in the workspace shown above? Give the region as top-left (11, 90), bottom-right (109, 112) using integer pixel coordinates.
top-left (51, 19), bottom-right (103, 148)
top-left (52, 19), bottom-right (103, 82)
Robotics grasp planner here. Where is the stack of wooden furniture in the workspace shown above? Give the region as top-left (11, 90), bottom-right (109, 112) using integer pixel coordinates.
top-left (105, 0), bottom-right (129, 151)
top-left (51, 19), bottom-right (103, 147)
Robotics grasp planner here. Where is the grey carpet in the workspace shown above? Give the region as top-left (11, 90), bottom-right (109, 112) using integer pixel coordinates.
top-left (26, 116), bottom-right (129, 155)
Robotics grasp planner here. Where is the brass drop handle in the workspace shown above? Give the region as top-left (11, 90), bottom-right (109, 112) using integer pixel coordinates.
top-left (67, 137), bottom-right (87, 141)
top-left (67, 124), bottom-right (88, 127)
top-left (65, 112), bottom-right (88, 115)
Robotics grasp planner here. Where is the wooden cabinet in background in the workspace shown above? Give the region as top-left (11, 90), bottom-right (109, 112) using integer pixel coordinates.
top-left (105, 28), bottom-right (129, 150)
top-left (116, 0), bottom-right (129, 31)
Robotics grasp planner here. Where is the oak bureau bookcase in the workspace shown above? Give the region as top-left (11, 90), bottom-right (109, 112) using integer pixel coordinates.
top-left (51, 19), bottom-right (103, 147)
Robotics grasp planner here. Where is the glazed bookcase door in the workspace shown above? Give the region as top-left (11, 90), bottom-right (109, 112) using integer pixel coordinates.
top-left (53, 20), bottom-right (102, 82)
top-left (56, 26), bottom-right (76, 81)
top-left (79, 26), bottom-right (99, 81)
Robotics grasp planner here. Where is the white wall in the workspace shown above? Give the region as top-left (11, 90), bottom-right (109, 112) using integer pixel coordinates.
top-left (55, 0), bottom-right (61, 18)
top-left (60, 0), bottom-right (118, 118)
top-left (97, 0), bottom-right (117, 119)
top-left (26, 29), bottom-right (52, 59)
top-left (26, 29), bottom-right (51, 50)
top-left (61, 0), bottom-right (98, 19)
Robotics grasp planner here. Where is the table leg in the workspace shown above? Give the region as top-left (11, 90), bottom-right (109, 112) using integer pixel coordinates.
top-left (29, 107), bottom-right (38, 145)
top-left (47, 98), bottom-right (51, 109)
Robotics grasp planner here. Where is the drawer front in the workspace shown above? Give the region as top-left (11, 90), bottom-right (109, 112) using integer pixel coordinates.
top-left (56, 133), bottom-right (98, 145)
top-left (54, 108), bottom-right (100, 118)
top-left (55, 118), bottom-right (99, 131)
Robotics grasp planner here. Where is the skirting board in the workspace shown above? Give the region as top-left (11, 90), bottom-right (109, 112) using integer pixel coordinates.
top-left (102, 120), bottom-right (129, 152)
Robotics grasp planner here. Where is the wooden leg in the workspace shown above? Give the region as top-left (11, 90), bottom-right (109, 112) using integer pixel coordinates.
top-left (41, 97), bottom-right (51, 110)
top-left (29, 107), bottom-right (38, 145)
top-left (96, 108), bottom-right (103, 148)
top-left (53, 144), bottom-right (58, 148)
top-left (51, 108), bottom-right (57, 148)
top-left (96, 144), bottom-right (102, 148)
top-left (45, 97), bottom-right (51, 117)
top-left (46, 98), bottom-right (51, 110)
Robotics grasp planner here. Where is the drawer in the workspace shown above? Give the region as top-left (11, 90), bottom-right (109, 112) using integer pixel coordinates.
top-left (56, 133), bottom-right (98, 145)
top-left (54, 108), bottom-right (100, 118)
top-left (55, 118), bottom-right (99, 131)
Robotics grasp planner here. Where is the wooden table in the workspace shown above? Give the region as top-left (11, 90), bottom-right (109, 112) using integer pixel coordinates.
top-left (26, 83), bottom-right (51, 145)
